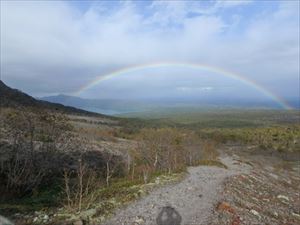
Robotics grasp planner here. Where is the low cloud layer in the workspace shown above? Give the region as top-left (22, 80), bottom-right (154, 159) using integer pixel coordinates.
top-left (1, 0), bottom-right (299, 101)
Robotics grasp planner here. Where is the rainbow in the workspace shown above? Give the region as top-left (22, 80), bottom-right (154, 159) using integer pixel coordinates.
top-left (74, 62), bottom-right (292, 110)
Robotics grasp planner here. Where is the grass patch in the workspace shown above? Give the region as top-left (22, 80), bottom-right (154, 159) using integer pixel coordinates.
top-left (0, 183), bottom-right (62, 215)
top-left (197, 159), bottom-right (228, 169)
top-left (96, 172), bottom-right (184, 205)
top-left (96, 178), bottom-right (143, 202)
top-left (274, 160), bottom-right (299, 172)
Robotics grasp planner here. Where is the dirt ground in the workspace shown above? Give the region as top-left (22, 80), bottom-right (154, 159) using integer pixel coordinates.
top-left (102, 152), bottom-right (250, 225)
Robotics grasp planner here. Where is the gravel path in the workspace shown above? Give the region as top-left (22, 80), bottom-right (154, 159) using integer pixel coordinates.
top-left (103, 155), bottom-right (251, 225)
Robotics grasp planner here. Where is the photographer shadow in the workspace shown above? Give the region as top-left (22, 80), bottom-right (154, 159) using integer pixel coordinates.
top-left (156, 206), bottom-right (182, 225)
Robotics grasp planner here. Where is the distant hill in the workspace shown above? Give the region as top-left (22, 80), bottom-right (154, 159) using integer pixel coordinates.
top-left (41, 93), bottom-right (300, 116)
top-left (0, 80), bottom-right (109, 117)
top-left (41, 95), bottom-right (149, 115)
top-left (2, 80), bottom-right (298, 116)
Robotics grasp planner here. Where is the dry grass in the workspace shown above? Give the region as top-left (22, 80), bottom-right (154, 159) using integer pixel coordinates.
top-left (197, 159), bottom-right (228, 169)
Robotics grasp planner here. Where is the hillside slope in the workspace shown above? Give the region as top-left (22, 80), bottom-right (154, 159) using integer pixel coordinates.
top-left (41, 94), bottom-right (148, 115)
top-left (0, 80), bottom-right (110, 118)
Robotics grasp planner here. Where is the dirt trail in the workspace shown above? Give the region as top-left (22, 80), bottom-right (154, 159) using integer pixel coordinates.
top-left (103, 155), bottom-right (251, 225)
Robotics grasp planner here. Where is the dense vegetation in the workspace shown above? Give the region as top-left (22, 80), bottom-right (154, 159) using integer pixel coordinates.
top-left (120, 109), bottom-right (300, 154)
top-left (198, 125), bottom-right (300, 153)
top-left (0, 106), bottom-right (226, 218)
top-left (1, 102), bottom-right (299, 224)
top-left (121, 108), bottom-right (300, 126)
top-left (0, 108), bottom-right (123, 213)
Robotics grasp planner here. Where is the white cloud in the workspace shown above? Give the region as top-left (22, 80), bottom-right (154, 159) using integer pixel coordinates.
top-left (177, 86), bottom-right (214, 92)
top-left (215, 0), bottom-right (253, 8)
top-left (0, 0), bottom-right (298, 99)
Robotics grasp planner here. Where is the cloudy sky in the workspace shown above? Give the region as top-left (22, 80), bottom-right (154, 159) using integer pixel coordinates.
top-left (1, 0), bottom-right (299, 105)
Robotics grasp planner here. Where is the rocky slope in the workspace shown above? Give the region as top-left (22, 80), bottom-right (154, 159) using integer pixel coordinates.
top-left (210, 146), bottom-right (300, 225)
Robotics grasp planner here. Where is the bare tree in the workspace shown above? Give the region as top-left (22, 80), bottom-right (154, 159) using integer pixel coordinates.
top-left (63, 158), bottom-right (100, 212)
top-left (102, 151), bottom-right (123, 187)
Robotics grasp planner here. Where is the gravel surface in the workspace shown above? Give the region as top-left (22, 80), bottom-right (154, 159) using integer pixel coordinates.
top-left (103, 155), bottom-right (251, 225)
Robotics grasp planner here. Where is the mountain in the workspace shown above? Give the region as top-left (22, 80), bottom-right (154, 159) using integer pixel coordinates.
top-left (0, 80), bottom-right (38, 107)
top-left (4, 80), bottom-right (297, 116)
top-left (40, 95), bottom-right (150, 115)
top-left (0, 80), bottom-right (108, 117)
